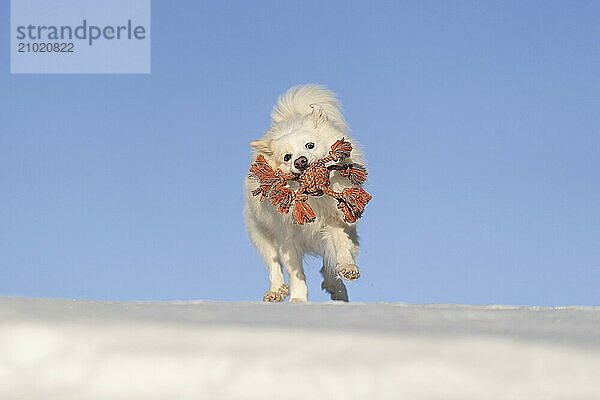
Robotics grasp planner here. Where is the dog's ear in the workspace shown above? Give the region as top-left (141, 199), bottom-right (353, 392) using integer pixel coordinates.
top-left (310, 104), bottom-right (328, 129)
top-left (250, 139), bottom-right (273, 155)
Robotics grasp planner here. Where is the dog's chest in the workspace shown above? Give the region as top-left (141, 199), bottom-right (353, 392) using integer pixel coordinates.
top-left (299, 162), bottom-right (330, 196)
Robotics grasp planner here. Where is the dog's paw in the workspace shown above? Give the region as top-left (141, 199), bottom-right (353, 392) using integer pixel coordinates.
top-left (263, 290), bottom-right (284, 302)
top-left (263, 284), bottom-right (289, 302)
top-left (277, 283), bottom-right (289, 297)
top-left (336, 264), bottom-right (361, 281)
top-left (289, 297), bottom-right (307, 303)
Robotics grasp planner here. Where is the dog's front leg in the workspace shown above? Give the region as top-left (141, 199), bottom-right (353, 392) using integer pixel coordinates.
top-left (247, 221), bottom-right (289, 302)
top-left (278, 246), bottom-right (308, 302)
top-left (322, 223), bottom-right (361, 281)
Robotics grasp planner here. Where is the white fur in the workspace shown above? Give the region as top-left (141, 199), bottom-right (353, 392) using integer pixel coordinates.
top-left (245, 84), bottom-right (366, 302)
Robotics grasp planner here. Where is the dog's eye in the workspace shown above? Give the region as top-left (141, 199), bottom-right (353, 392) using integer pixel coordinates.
top-left (283, 154), bottom-right (292, 162)
top-left (305, 142), bottom-right (315, 149)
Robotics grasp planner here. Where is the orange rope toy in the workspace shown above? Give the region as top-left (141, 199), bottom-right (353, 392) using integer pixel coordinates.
top-left (249, 138), bottom-right (372, 225)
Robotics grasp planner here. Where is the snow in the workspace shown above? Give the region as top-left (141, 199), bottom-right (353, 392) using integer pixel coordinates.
top-left (1, 298), bottom-right (599, 399)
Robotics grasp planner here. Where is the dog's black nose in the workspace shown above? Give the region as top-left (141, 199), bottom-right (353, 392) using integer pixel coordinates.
top-left (294, 156), bottom-right (308, 170)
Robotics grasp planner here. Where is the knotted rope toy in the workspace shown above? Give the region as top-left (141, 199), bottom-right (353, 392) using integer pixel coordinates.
top-left (249, 138), bottom-right (372, 225)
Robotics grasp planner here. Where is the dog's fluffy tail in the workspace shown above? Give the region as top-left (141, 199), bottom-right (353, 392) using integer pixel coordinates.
top-left (271, 84), bottom-right (348, 132)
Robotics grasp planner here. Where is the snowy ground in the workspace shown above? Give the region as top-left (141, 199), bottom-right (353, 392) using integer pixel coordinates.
top-left (1, 297), bottom-right (599, 400)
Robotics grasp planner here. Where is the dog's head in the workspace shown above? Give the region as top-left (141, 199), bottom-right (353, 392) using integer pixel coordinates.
top-left (251, 105), bottom-right (338, 174)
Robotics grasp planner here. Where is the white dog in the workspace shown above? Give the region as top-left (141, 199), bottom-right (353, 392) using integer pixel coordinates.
top-left (244, 84), bottom-right (367, 302)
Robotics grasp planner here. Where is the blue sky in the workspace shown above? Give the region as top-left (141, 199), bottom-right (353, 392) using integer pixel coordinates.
top-left (1, 1), bottom-right (599, 305)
